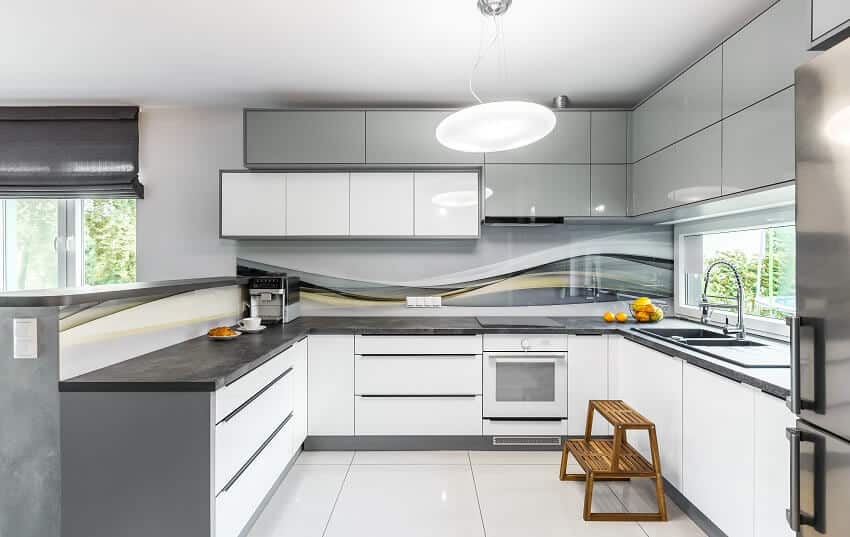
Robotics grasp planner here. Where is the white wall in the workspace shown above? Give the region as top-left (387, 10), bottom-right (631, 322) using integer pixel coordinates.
top-left (137, 107), bottom-right (241, 281)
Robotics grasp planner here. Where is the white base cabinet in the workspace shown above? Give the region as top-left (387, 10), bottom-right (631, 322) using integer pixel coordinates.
top-left (609, 337), bottom-right (684, 489)
top-left (754, 390), bottom-right (796, 537)
top-left (307, 335), bottom-right (354, 436)
top-left (683, 363), bottom-right (755, 537)
top-left (567, 335), bottom-right (610, 436)
top-left (355, 395), bottom-right (483, 436)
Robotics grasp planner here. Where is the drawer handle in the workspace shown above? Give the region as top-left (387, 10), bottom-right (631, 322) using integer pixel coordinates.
top-left (356, 354), bottom-right (479, 358)
top-left (220, 411), bottom-right (294, 494)
top-left (219, 367), bottom-right (293, 425)
top-left (358, 394), bottom-right (479, 399)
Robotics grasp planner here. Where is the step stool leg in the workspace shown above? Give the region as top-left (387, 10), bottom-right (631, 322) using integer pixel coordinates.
top-left (648, 426), bottom-right (668, 521)
top-left (559, 440), bottom-right (570, 481)
top-left (583, 472), bottom-right (595, 521)
top-left (584, 401), bottom-right (596, 441)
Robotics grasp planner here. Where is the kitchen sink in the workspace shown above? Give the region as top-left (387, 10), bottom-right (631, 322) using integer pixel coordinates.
top-left (685, 338), bottom-right (765, 347)
top-left (636, 328), bottom-right (730, 339)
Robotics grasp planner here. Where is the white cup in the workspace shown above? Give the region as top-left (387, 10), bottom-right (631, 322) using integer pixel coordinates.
top-left (237, 317), bottom-right (262, 331)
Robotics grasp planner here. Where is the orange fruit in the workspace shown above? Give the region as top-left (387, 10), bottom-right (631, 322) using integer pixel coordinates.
top-left (635, 311), bottom-right (651, 322)
top-left (602, 311), bottom-right (615, 323)
top-left (615, 311), bottom-right (628, 323)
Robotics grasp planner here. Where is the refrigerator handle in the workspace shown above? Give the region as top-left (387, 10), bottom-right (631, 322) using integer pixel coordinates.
top-left (787, 316), bottom-right (823, 414)
top-left (786, 427), bottom-right (825, 533)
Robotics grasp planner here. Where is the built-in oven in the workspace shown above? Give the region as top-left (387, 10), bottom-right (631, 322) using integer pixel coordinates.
top-left (483, 334), bottom-right (568, 419)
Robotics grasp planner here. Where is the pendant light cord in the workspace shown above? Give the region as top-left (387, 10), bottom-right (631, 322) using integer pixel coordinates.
top-left (468, 14), bottom-right (503, 104)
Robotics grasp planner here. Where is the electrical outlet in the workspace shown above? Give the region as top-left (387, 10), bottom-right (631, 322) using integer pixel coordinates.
top-left (13, 318), bottom-right (38, 359)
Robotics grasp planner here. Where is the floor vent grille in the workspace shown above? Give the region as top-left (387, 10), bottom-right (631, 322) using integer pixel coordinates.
top-left (492, 435), bottom-right (561, 447)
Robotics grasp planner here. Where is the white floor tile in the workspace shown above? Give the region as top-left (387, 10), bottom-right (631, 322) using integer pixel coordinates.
top-left (246, 464), bottom-right (349, 537)
top-left (469, 450), bottom-right (565, 465)
top-left (472, 464), bottom-right (647, 537)
top-left (296, 450), bottom-right (355, 465)
top-left (607, 479), bottom-right (707, 537)
top-left (353, 450), bottom-right (469, 465)
top-left (324, 465), bottom-right (485, 537)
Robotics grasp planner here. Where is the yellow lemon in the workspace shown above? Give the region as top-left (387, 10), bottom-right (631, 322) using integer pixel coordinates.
top-left (632, 297), bottom-right (653, 307)
top-left (602, 311), bottom-right (615, 323)
top-left (615, 311), bottom-right (629, 323)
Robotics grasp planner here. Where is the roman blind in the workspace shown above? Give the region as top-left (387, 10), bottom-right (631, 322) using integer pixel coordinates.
top-left (0, 106), bottom-right (143, 198)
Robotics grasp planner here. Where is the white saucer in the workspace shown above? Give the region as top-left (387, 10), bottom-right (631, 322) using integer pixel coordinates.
top-left (238, 325), bottom-right (267, 334)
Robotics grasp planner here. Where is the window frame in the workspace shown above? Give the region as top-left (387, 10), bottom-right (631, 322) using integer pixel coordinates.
top-left (673, 206), bottom-right (795, 340)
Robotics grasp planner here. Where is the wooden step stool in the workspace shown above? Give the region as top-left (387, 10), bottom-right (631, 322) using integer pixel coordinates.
top-left (559, 400), bottom-right (667, 522)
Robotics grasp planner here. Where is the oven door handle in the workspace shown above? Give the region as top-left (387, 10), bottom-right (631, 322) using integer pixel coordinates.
top-left (493, 355), bottom-right (565, 363)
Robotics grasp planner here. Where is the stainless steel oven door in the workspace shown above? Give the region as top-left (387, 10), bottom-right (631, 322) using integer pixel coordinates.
top-left (483, 352), bottom-right (567, 418)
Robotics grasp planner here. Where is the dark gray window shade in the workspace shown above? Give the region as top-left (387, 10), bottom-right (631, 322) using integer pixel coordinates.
top-left (0, 106), bottom-right (142, 199)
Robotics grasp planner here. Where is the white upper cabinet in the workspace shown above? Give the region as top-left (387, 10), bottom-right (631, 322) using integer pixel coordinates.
top-left (811, 0), bottom-right (850, 48)
top-left (286, 173), bottom-right (350, 236)
top-left (722, 0), bottom-right (813, 118)
top-left (414, 172), bottom-right (480, 237)
top-left (683, 364), bottom-right (755, 537)
top-left (349, 172), bottom-right (414, 236)
top-left (486, 111), bottom-right (590, 164)
top-left (220, 172), bottom-right (286, 237)
top-left (722, 87), bottom-right (795, 194)
top-left (631, 48), bottom-right (722, 161)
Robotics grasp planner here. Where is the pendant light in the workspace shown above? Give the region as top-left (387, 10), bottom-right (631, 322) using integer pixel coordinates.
top-left (436, 0), bottom-right (556, 153)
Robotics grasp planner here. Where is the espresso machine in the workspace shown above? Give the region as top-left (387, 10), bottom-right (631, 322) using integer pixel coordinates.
top-left (248, 275), bottom-right (301, 324)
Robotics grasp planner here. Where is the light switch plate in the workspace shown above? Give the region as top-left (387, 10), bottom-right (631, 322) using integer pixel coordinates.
top-left (13, 318), bottom-right (38, 359)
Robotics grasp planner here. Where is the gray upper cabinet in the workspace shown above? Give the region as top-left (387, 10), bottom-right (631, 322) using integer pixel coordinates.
top-left (722, 87), bottom-right (795, 195)
top-left (485, 111), bottom-right (590, 163)
top-left (591, 111), bottom-right (628, 164)
top-left (631, 124), bottom-right (722, 215)
top-left (631, 48), bottom-right (722, 161)
top-left (722, 0), bottom-right (813, 118)
top-left (485, 164), bottom-right (590, 217)
top-left (810, 0), bottom-right (850, 50)
top-left (365, 111), bottom-right (483, 164)
top-left (244, 110), bottom-right (366, 166)
top-left (590, 165), bottom-right (628, 217)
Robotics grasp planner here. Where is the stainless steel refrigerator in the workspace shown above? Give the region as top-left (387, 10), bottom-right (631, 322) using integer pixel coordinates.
top-left (790, 36), bottom-right (850, 536)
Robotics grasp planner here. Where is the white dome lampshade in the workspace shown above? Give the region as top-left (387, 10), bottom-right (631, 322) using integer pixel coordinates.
top-left (436, 101), bottom-right (557, 153)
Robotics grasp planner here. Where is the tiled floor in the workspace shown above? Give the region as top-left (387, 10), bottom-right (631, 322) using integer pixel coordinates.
top-left (247, 451), bottom-right (707, 537)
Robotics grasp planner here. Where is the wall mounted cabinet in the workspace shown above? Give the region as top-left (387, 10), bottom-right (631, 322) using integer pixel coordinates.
top-left (722, 87), bottom-right (795, 194)
top-left (220, 172), bottom-right (286, 237)
top-left (484, 164), bottom-right (591, 218)
top-left (722, 0), bottom-right (812, 117)
top-left (485, 111), bottom-right (590, 164)
top-left (286, 173), bottom-right (350, 236)
top-left (349, 172), bottom-right (414, 236)
top-left (810, 0), bottom-right (850, 50)
top-left (591, 111), bottom-right (628, 164)
top-left (630, 48), bottom-right (722, 161)
top-left (244, 110), bottom-right (365, 166)
top-left (631, 124), bottom-right (722, 215)
top-left (590, 165), bottom-right (628, 216)
top-left (414, 172), bottom-right (480, 237)
top-left (365, 111), bottom-right (483, 164)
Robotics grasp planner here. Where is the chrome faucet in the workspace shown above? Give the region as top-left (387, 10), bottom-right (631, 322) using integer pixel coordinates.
top-left (698, 261), bottom-right (746, 340)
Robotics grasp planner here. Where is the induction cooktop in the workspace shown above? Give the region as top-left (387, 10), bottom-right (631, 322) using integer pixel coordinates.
top-left (475, 316), bottom-right (563, 328)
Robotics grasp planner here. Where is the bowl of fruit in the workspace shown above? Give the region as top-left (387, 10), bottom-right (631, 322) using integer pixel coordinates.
top-left (629, 297), bottom-right (664, 323)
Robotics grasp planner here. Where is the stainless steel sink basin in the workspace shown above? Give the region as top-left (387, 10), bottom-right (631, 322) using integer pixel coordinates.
top-left (683, 338), bottom-right (765, 347)
top-left (636, 328), bottom-right (730, 339)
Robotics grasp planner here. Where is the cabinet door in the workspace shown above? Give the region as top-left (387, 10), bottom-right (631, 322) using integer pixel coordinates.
top-left (414, 172), bottom-right (480, 237)
top-left (754, 391), bottom-right (796, 537)
top-left (567, 335), bottom-right (610, 436)
top-left (220, 172), bottom-right (286, 237)
top-left (244, 110), bottom-right (365, 166)
top-left (286, 173), bottom-right (350, 236)
top-left (486, 111), bottom-right (590, 163)
top-left (722, 87), bottom-right (795, 194)
top-left (609, 338), bottom-right (683, 489)
top-left (291, 339), bottom-right (309, 450)
top-left (349, 172), bottom-right (414, 236)
top-left (485, 164), bottom-right (590, 217)
top-left (307, 335), bottom-right (354, 436)
top-left (631, 90), bottom-right (673, 162)
top-left (590, 165), bottom-right (627, 216)
top-left (811, 0), bottom-right (850, 47)
top-left (591, 111), bottom-right (628, 164)
top-left (723, 0), bottom-right (813, 117)
top-left (365, 111), bottom-right (483, 164)
top-left (683, 363), bottom-right (755, 537)
top-left (631, 124), bottom-right (722, 215)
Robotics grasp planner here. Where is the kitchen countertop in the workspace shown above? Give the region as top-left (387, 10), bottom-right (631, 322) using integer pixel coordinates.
top-left (59, 316), bottom-right (791, 399)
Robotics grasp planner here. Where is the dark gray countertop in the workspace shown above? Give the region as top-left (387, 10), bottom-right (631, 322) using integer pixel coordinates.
top-left (0, 276), bottom-right (247, 308)
top-left (59, 316), bottom-right (791, 399)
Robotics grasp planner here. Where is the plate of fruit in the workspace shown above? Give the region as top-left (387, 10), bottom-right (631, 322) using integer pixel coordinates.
top-left (628, 297), bottom-right (664, 323)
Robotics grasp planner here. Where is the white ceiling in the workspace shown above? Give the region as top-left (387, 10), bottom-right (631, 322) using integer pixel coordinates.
top-left (0, 0), bottom-right (774, 108)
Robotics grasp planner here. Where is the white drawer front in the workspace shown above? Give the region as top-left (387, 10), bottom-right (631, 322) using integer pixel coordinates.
top-left (354, 395), bottom-right (483, 435)
top-left (215, 368), bottom-right (294, 493)
top-left (482, 419), bottom-right (567, 436)
top-left (355, 354), bottom-right (482, 395)
top-left (354, 335), bottom-right (482, 355)
top-left (216, 346), bottom-right (296, 421)
top-left (483, 334), bottom-right (567, 352)
top-left (215, 413), bottom-right (294, 537)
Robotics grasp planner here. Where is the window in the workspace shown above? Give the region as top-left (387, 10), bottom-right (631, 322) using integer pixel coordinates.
top-left (0, 199), bottom-right (136, 291)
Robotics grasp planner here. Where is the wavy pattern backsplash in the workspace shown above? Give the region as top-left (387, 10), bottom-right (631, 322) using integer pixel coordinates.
top-left (237, 225), bottom-right (673, 314)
